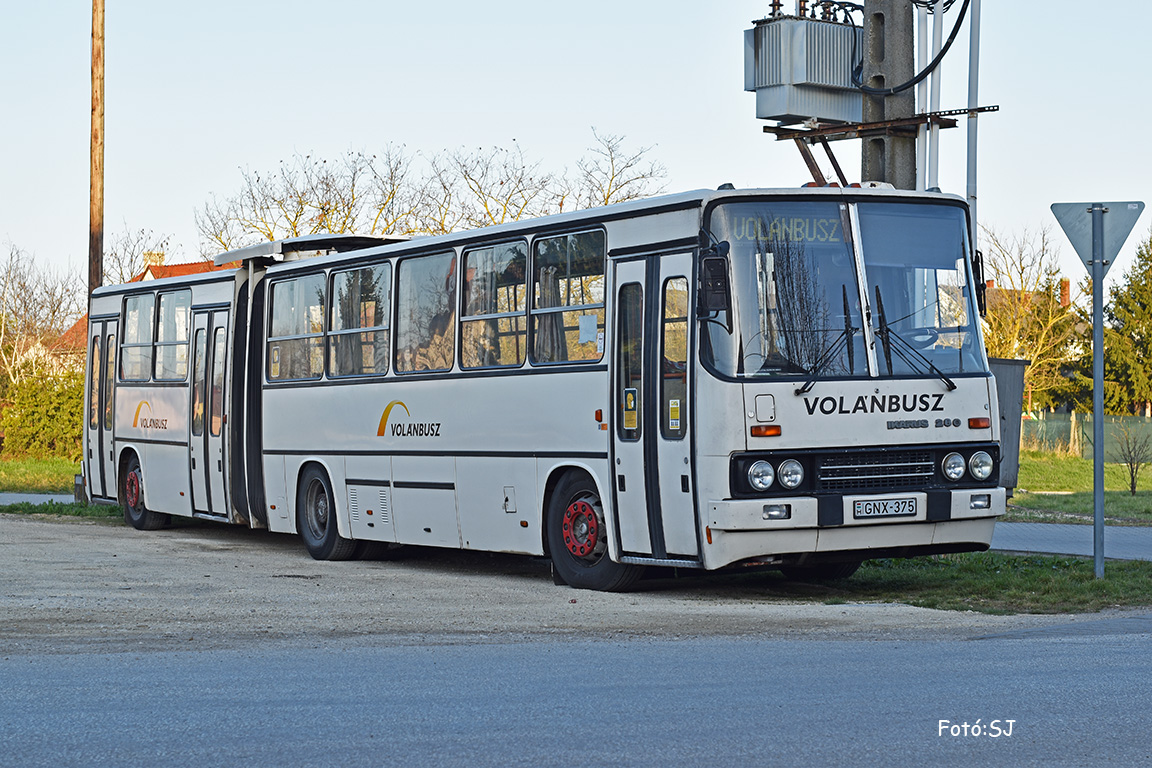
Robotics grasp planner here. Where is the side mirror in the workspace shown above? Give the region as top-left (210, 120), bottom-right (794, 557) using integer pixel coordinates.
top-left (972, 248), bottom-right (987, 317)
top-left (698, 249), bottom-right (732, 318)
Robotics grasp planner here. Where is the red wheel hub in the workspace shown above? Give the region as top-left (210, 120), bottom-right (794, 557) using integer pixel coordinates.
top-left (125, 471), bottom-right (141, 508)
top-left (562, 499), bottom-right (600, 558)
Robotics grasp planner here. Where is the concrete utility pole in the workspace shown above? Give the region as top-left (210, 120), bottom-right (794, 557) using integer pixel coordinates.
top-left (861, 0), bottom-right (916, 189)
top-left (89, 0), bottom-right (105, 297)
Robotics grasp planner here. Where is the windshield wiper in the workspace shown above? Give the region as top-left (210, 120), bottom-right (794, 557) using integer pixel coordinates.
top-left (873, 286), bottom-right (956, 391)
top-left (794, 286), bottom-right (857, 396)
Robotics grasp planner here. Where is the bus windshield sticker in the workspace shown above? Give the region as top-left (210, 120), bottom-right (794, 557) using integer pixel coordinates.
top-left (669, 399), bottom-right (681, 430)
top-left (270, 346), bottom-right (280, 378)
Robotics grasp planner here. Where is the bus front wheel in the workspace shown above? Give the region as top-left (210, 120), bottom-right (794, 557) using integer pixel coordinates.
top-left (122, 456), bottom-right (169, 531)
top-left (296, 466), bottom-right (358, 561)
top-left (547, 472), bottom-right (643, 592)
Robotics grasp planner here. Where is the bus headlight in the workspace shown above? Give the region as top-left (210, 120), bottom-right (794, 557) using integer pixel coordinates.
top-left (942, 452), bottom-right (966, 481)
top-left (969, 451), bottom-right (994, 481)
top-left (748, 460), bottom-right (775, 491)
top-left (777, 459), bottom-right (804, 489)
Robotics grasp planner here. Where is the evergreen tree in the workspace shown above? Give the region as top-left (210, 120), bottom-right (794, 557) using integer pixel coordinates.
top-left (1105, 230), bottom-right (1152, 415)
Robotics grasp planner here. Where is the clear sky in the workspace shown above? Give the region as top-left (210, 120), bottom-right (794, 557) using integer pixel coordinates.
top-left (1, 1), bottom-right (1147, 283)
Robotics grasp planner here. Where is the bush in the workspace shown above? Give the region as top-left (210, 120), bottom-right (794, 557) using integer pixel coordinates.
top-left (1, 371), bottom-right (84, 461)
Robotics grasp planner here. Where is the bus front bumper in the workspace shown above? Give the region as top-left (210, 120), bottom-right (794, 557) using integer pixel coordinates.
top-left (702, 487), bottom-right (1005, 570)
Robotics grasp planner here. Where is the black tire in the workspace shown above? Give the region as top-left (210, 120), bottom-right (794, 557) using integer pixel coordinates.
top-left (122, 455), bottom-right (169, 531)
top-left (780, 560), bottom-right (862, 582)
top-left (296, 466), bottom-right (357, 561)
top-left (547, 472), bottom-right (643, 592)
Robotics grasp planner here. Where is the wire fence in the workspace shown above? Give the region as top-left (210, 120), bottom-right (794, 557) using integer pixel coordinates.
top-left (1021, 412), bottom-right (1152, 461)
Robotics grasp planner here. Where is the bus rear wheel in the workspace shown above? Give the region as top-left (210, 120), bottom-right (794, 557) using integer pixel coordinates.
top-left (296, 466), bottom-right (357, 561)
top-left (547, 472), bottom-right (643, 592)
top-left (122, 456), bottom-right (169, 531)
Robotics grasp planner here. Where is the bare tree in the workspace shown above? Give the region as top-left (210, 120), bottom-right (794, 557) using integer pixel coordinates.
top-left (1109, 421), bottom-right (1152, 495)
top-left (0, 243), bottom-right (86, 384)
top-left (981, 225), bottom-right (1079, 409)
top-left (421, 143), bottom-right (562, 233)
top-left (196, 148), bottom-right (419, 256)
top-left (103, 225), bottom-right (174, 284)
top-left (572, 129), bottom-right (668, 209)
top-left (195, 132), bottom-right (668, 254)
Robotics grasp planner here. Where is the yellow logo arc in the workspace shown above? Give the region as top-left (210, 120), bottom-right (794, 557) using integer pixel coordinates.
top-left (377, 400), bottom-right (410, 436)
top-left (132, 401), bottom-right (152, 428)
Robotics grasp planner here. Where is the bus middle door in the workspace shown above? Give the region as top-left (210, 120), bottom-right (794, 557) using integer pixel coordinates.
top-left (190, 311), bottom-right (229, 517)
top-left (611, 253), bottom-right (700, 562)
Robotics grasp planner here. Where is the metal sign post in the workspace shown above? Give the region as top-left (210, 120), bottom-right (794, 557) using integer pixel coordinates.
top-left (1051, 201), bottom-right (1145, 578)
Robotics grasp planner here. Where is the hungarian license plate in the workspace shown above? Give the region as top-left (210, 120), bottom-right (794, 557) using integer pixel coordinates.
top-left (853, 497), bottom-right (917, 519)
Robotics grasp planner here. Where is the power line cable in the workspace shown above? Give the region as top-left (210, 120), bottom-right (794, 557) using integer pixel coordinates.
top-left (851, 0), bottom-right (971, 97)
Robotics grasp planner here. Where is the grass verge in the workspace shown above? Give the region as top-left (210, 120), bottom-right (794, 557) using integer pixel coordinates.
top-left (0, 501), bottom-right (122, 520)
top-left (726, 551), bottom-right (1152, 614)
top-left (1011, 450), bottom-right (1152, 525)
top-left (0, 458), bottom-right (82, 494)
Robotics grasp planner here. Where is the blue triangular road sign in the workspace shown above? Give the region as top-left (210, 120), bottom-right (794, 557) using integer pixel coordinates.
top-left (1051, 201), bottom-right (1145, 277)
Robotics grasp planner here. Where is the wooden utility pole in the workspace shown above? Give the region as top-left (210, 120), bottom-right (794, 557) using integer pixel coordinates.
top-left (89, 0), bottom-right (105, 297)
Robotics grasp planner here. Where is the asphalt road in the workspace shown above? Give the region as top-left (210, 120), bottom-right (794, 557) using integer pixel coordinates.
top-left (2, 515), bottom-right (1151, 766)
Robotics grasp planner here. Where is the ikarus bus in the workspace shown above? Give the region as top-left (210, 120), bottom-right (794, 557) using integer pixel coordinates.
top-left (83, 186), bottom-right (1004, 591)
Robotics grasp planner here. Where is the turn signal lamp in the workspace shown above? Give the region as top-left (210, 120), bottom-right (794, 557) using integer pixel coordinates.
top-left (750, 425), bottom-right (782, 438)
top-left (968, 417), bottom-right (990, 429)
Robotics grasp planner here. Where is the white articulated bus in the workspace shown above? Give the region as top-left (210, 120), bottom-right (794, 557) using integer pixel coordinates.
top-left (84, 186), bottom-right (1004, 591)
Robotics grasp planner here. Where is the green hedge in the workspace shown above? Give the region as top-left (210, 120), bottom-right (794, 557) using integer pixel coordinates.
top-left (1, 371), bottom-right (84, 461)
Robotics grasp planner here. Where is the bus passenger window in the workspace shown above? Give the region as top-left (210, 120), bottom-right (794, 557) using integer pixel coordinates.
top-left (461, 241), bottom-right (527, 368)
top-left (396, 251), bottom-right (456, 373)
top-left (661, 277), bottom-right (688, 439)
top-left (330, 263), bottom-right (391, 377)
top-left (268, 274), bottom-right (326, 380)
top-left (154, 290), bottom-right (191, 381)
top-left (120, 293), bottom-right (155, 381)
top-left (531, 230), bottom-right (605, 365)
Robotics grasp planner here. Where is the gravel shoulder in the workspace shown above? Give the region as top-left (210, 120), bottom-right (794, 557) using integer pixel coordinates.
top-left (0, 513), bottom-right (1106, 656)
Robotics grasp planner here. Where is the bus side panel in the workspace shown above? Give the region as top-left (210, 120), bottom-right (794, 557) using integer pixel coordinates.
top-left (392, 455), bottom-right (460, 549)
top-left (345, 455), bottom-right (395, 542)
top-left (263, 455), bottom-right (290, 533)
top-left (144, 443), bottom-right (193, 518)
top-left (456, 457), bottom-right (539, 555)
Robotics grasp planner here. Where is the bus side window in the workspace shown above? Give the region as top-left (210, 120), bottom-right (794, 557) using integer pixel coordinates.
top-left (531, 230), bottom-right (605, 365)
top-left (461, 241), bottom-right (527, 369)
top-left (330, 263), bottom-right (391, 377)
top-left (395, 251), bottom-right (456, 374)
top-left (661, 277), bottom-right (688, 439)
top-left (154, 290), bottom-right (191, 381)
top-left (121, 293), bottom-right (155, 381)
top-left (268, 274), bottom-right (326, 381)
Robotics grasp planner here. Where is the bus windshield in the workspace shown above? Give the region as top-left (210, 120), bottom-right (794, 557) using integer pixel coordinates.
top-left (703, 199), bottom-right (984, 380)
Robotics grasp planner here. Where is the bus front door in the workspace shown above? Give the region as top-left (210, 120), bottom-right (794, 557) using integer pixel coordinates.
top-left (611, 253), bottom-right (700, 561)
top-left (86, 319), bottom-right (118, 501)
top-left (190, 311), bottom-right (229, 517)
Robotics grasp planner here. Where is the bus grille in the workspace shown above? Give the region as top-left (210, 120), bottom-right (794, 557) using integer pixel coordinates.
top-left (816, 450), bottom-right (935, 492)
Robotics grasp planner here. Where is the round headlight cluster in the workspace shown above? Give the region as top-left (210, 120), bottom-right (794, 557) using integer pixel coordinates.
top-left (748, 461), bottom-right (775, 491)
top-left (747, 459), bottom-right (804, 491)
top-left (941, 451), bottom-right (994, 482)
top-left (969, 451), bottom-right (994, 481)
